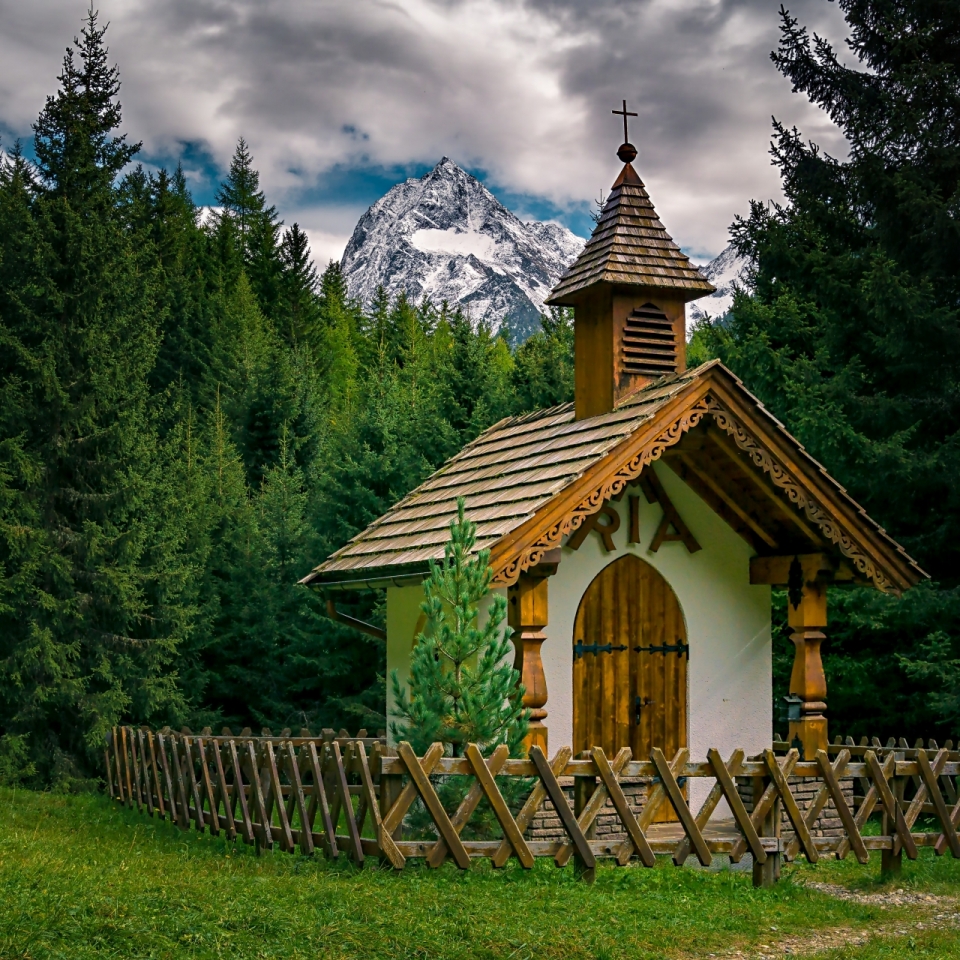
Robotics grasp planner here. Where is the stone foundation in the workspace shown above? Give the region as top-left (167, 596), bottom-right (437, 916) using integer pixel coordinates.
top-left (737, 774), bottom-right (854, 848)
top-left (528, 778), bottom-right (668, 840)
top-left (524, 771), bottom-right (855, 847)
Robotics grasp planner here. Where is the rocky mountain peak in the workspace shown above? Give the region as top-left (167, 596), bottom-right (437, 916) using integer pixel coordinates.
top-left (341, 158), bottom-right (585, 342)
top-left (687, 244), bottom-right (752, 325)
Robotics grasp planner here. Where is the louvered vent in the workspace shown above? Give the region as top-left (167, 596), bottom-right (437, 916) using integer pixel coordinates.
top-left (622, 303), bottom-right (677, 377)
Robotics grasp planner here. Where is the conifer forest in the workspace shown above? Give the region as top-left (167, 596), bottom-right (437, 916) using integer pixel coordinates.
top-left (2, 2), bottom-right (959, 787)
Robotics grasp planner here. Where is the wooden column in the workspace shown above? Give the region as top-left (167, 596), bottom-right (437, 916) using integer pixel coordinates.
top-left (787, 575), bottom-right (828, 760)
top-left (508, 573), bottom-right (550, 754)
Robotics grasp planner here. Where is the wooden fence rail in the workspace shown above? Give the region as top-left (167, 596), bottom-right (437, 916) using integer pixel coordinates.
top-left (105, 727), bottom-right (960, 887)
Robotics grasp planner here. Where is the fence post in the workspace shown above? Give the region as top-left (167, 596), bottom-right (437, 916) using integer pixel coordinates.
top-left (881, 745), bottom-right (904, 879)
top-left (753, 772), bottom-right (781, 888)
top-left (104, 733), bottom-right (115, 800)
top-left (379, 744), bottom-right (403, 867)
top-left (573, 752), bottom-right (597, 883)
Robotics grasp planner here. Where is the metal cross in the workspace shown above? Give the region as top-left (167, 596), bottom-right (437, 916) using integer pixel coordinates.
top-left (612, 99), bottom-right (638, 142)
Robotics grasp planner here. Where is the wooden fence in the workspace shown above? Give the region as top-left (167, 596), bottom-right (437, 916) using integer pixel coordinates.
top-left (104, 727), bottom-right (960, 887)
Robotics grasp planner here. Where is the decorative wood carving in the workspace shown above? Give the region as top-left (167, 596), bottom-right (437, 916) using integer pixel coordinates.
top-left (492, 396), bottom-right (717, 586)
top-left (491, 392), bottom-right (900, 595)
top-left (707, 407), bottom-right (895, 594)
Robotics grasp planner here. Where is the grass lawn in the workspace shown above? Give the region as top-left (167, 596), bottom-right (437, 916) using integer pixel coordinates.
top-left (1, 787), bottom-right (958, 959)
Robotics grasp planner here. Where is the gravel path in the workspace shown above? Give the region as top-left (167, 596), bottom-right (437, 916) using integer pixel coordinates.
top-left (691, 883), bottom-right (959, 958)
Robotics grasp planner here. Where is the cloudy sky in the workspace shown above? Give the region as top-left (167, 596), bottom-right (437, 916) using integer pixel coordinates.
top-left (0, 0), bottom-right (853, 264)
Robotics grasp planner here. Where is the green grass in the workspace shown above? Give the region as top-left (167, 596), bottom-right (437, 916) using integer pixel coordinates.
top-left (2, 788), bottom-right (959, 959)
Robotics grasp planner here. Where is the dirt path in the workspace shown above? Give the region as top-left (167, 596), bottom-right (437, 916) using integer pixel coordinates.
top-left (693, 884), bottom-right (959, 959)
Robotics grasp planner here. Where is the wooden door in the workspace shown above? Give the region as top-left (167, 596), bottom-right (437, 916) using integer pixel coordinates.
top-left (572, 555), bottom-right (687, 818)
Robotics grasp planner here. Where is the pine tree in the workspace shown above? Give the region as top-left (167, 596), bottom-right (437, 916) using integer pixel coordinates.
top-left (313, 260), bottom-right (360, 409)
top-left (215, 138), bottom-right (269, 248)
top-left (391, 498), bottom-right (528, 757)
top-left (0, 143), bottom-right (44, 783)
top-left (32, 13), bottom-right (139, 201)
top-left (209, 272), bottom-right (313, 487)
top-left (358, 284), bottom-right (392, 370)
top-left (387, 291), bottom-right (423, 369)
top-left (148, 165), bottom-right (211, 397)
top-left (511, 307), bottom-right (575, 412)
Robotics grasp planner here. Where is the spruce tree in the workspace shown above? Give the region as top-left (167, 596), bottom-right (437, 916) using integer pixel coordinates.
top-left (359, 284), bottom-right (392, 370)
top-left (391, 498), bottom-right (528, 757)
top-left (307, 261), bottom-right (358, 408)
top-left (148, 165), bottom-right (212, 398)
top-left (278, 223), bottom-right (321, 348)
top-left (704, 0), bottom-right (960, 737)
top-left (0, 13), bottom-right (187, 781)
top-left (208, 272), bottom-right (313, 487)
top-left (215, 139), bottom-right (283, 313)
top-left (511, 307), bottom-right (575, 412)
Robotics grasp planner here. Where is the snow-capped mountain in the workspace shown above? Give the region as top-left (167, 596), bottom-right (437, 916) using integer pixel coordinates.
top-left (687, 244), bottom-right (752, 325)
top-left (341, 158), bottom-right (585, 342)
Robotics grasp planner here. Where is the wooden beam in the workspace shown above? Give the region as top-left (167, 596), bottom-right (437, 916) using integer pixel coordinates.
top-left (711, 377), bottom-right (923, 592)
top-left (750, 553), bottom-right (858, 586)
top-left (667, 451), bottom-right (779, 549)
top-left (703, 425), bottom-right (826, 546)
top-left (662, 458), bottom-right (764, 552)
top-left (527, 548), bottom-right (561, 578)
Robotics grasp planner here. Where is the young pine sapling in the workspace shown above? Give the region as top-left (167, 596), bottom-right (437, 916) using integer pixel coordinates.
top-left (391, 497), bottom-right (528, 758)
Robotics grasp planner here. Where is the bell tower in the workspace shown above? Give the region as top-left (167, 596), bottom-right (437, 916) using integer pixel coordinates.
top-left (545, 103), bottom-right (715, 420)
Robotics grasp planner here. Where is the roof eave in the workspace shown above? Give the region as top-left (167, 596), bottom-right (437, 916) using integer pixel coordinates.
top-left (300, 561), bottom-right (432, 592)
top-left (545, 277), bottom-right (717, 308)
top-left (700, 365), bottom-right (927, 592)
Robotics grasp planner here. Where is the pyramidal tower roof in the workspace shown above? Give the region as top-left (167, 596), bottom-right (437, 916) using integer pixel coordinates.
top-left (546, 160), bottom-right (715, 305)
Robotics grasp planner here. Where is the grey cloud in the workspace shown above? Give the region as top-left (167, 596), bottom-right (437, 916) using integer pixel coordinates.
top-left (0, 0), bottom-right (853, 259)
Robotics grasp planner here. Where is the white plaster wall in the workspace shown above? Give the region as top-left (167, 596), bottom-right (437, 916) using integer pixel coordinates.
top-left (543, 462), bottom-right (772, 798)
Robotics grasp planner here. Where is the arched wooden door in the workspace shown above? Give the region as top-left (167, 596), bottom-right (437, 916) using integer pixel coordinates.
top-left (573, 555), bottom-right (687, 773)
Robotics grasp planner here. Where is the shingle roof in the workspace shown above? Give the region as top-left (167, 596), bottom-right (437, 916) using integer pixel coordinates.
top-left (302, 370), bottom-right (702, 584)
top-left (545, 163), bottom-right (715, 305)
top-left (302, 360), bottom-right (926, 595)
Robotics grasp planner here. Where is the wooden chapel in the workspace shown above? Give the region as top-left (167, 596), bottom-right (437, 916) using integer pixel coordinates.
top-left (302, 121), bottom-right (924, 773)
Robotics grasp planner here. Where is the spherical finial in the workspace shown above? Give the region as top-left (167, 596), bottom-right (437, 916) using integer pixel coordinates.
top-left (617, 142), bottom-right (638, 164)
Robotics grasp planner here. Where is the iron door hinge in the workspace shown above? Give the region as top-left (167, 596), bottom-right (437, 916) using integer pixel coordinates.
top-left (634, 641), bottom-right (689, 658)
top-left (574, 641), bottom-right (628, 660)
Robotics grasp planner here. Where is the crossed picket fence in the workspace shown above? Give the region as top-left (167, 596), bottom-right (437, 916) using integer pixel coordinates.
top-left (104, 726), bottom-right (960, 886)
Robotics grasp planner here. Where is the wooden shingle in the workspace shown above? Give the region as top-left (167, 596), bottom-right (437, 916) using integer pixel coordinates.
top-left (302, 370), bottom-right (700, 585)
top-left (545, 163), bottom-right (715, 306)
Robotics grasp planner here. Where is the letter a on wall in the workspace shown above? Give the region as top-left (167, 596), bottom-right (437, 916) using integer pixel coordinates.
top-left (639, 470), bottom-right (701, 554)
